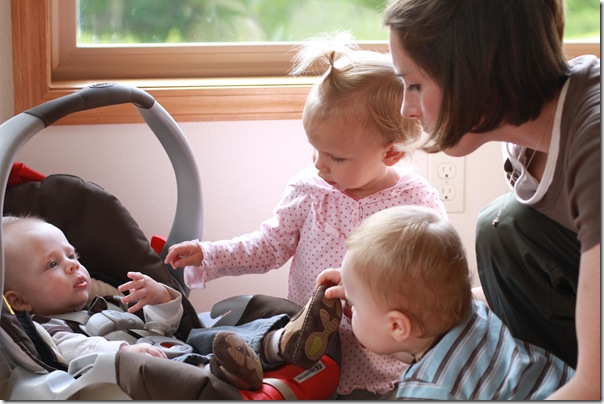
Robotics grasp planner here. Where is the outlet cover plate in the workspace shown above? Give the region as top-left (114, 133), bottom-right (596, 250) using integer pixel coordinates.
top-left (428, 153), bottom-right (465, 213)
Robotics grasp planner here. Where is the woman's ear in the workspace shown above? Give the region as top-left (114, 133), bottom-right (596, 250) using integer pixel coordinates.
top-left (4, 290), bottom-right (32, 312)
top-left (387, 309), bottom-right (413, 342)
top-left (383, 145), bottom-right (405, 166)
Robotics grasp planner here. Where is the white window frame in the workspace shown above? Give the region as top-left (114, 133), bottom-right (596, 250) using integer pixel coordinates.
top-left (12, 0), bottom-right (600, 125)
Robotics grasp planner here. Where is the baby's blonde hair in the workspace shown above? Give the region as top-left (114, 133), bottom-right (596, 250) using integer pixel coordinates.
top-left (291, 32), bottom-right (421, 152)
top-left (2, 214), bottom-right (43, 231)
top-left (345, 206), bottom-right (472, 337)
top-left (2, 215), bottom-right (46, 290)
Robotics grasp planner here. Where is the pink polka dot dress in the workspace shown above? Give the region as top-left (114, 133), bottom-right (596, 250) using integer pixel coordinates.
top-left (184, 165), bottom-right (447, 395)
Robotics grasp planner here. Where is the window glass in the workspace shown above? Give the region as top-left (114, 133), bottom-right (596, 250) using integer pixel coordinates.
top-left (77, 0), bottom-right (599, 46)
top-left (77, 0), bottom-right (389, 45)
top-left (564, 0), bottom-right (600, 41)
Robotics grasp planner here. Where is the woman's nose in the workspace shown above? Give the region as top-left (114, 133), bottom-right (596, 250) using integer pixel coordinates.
top-left (401, 96), bottom-right (419, 120)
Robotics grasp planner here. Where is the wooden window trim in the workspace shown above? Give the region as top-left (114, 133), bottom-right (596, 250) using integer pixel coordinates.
top-left (49, 1), bottom-right (315, 80)
top-left (12, 0), bottom-right (600, 125)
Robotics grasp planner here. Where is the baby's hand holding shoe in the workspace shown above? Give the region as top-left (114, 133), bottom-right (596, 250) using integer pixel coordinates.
top-left (316, 268), bottom-right (351, 319)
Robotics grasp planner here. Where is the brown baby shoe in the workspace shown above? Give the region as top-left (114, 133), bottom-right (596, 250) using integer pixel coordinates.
top-left (210, 331), bottom-right (263, 391)
top-left (279, 284), bottom-right (342, 369)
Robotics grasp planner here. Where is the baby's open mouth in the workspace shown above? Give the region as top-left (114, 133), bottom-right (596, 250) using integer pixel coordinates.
top-left (74, 278), bottom-right (88, 288)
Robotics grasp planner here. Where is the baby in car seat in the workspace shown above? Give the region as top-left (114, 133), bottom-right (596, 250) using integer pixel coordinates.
top-left (2, 215), bottom-right (342, 391)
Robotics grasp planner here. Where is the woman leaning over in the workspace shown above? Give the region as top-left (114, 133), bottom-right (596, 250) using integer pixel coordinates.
top-left (384, 0), bottom-right (600, 399)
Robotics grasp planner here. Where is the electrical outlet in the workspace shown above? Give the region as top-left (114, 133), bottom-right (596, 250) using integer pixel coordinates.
top-left (438, 184), bottom-right (456, 201)
top-left (437, 163), bottom-right (457, 179)
top-left (428, 154), bottom-right (465, 213)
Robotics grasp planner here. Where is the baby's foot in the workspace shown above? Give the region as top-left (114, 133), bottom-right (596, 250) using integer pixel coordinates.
top-left (210, 331), bottom-right (263, 390)
top-left (279, 284), bottom-right (342, 368)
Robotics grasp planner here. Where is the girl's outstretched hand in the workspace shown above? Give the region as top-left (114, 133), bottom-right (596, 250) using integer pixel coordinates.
top-left (316, 268), bottom-right (352, 319)
top-left (118, 271), bottom-right (171, 313)
top-left (163, 240), bottom-right (204, 269)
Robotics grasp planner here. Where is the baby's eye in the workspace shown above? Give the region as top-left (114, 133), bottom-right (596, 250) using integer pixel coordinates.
top-left (48, 260), bottom-right (58, 269)
top-left (330, 156), bottom-right (345, 163)
top-left (69, 252), bottom-right (80, 260)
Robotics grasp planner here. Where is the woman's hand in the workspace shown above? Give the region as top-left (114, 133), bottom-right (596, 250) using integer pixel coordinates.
top-left (118, 271), bottom-right (171, 313)
top-left (163, 240), bottom-right (204, 269)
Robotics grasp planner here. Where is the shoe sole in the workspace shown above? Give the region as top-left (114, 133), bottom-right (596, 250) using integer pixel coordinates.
top-left (282, 284), bottom-right (342, 368)
top-left (211, 331), bottom-right (263, 390)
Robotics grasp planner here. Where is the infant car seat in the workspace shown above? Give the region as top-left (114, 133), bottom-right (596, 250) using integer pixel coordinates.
top-left (0, 84), bottom-right (340, 399)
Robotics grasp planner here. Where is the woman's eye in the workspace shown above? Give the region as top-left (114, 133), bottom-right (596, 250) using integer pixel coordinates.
top-left (407, 84), bottom-right (421, 92)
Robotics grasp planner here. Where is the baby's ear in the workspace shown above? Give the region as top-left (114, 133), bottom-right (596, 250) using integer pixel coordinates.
top-left (3, 290), bottom-right (32, 312)
top-left (387, 309), bottom-right (413, 341)
top-left (383, 145), bottom-right (405, 166)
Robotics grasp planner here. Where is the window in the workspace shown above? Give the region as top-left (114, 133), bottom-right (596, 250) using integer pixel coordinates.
top-left (60, 0), bottom-right (390, 80)
top-left (12, 0), bottom-right (600, 125)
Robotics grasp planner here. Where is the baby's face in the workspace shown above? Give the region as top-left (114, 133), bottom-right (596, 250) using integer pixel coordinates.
top-left (341, 254), bottom-right (398, 355)
top-left (7, 221), bottom-right (92, 315)
top-left (306, 117), bottom-right (395, 199)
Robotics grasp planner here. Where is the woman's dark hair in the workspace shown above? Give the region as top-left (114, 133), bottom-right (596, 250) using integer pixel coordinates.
top-left (384, 0), bottom-right (570, 152)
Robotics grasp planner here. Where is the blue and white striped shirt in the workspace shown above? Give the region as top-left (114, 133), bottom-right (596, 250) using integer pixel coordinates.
top-left (396, 300), bottom-right (574, 400)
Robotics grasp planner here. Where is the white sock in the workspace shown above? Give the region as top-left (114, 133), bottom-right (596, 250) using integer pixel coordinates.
top-left (261, 329), bottom-right (284, 364)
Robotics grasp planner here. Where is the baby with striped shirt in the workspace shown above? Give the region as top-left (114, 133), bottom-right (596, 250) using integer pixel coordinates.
top-left (318, 205), bottom-right (573, 400)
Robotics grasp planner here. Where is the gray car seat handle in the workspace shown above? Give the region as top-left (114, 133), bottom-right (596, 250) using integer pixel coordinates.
top-left (24, 83), bottom-right (155, 127)
top-left (1, 84), bottom-right (201, 304)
